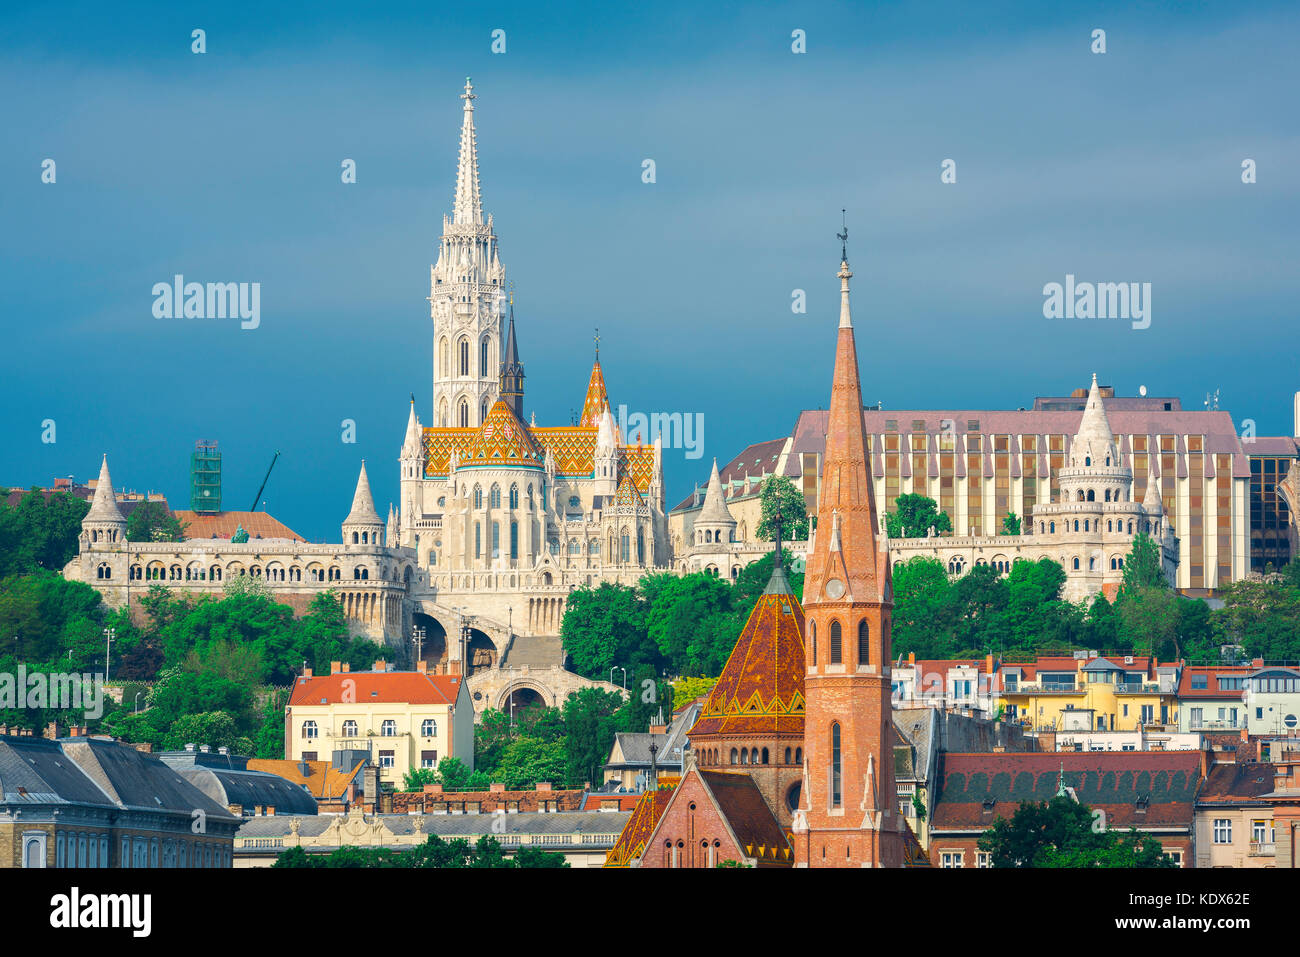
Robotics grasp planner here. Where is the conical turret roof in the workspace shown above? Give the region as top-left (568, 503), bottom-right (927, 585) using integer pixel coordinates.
top-left (85, 455), bottom-right (126, 525)
top-left (697, 459), bottom-right (736, 526)
top-left (344, 461), bottom-right (383, 526)
top-left (1142, 455), bottom-right (1164, 514)
top-left (1069, 374), bottom-right (1119, 469)
top-left (580, 360), bottom-right (610, 428)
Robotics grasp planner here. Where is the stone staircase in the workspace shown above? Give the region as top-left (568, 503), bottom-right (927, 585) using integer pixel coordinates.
top-left (502, 635), bottom-right (566, 669)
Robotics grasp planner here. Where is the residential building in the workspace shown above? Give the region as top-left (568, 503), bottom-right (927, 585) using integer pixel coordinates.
top-left (603, 699), bottom-right (704, 791)
top-left (1244, 666), bottom-right (1300, 735)
top-left (928, 751), bottom-right (1203, 868)
top-left (1195, 762), bottom-right (1278, 867)
top-left (285, 662), bottom-right (474, 788)
top-left (0, 734), bottom-right (240, 868)
top-left (234, 806), bottom-right (625, 868)
top-left (246, 752), bottom-right (369, 812)
top-left (1177, 664), bottom-right (1253, 733)
top-left (998, 653), bottom-right (1179, 733)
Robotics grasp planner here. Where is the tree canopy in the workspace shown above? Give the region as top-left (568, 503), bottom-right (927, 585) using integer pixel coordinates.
top-left (884, 494), bottom-right (953, 539)
top-left (756, 474), bottom-right (810, 542)
top-left (978, 796), bottom-right (1175, 868)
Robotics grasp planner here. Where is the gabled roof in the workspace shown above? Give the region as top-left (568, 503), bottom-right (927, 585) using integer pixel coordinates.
top-left (604, 784), bottom-right (676, 867)
top-left (930, 751), bottom-right (1202, 831)
top-left (697, 769), bottom-right (793, 865)
top-left (462, 400), bottom-right (546, 469)
top-left (689, 567), bottom-right (805, 738)
top-left (173, 509), bottom-right (304, 542)
top-left (1196, 763), bottom-right (1276, 806)
top-left (289, 670), bottom-right (464, 706)
top-left (246, 758), bottom-right (365, 800)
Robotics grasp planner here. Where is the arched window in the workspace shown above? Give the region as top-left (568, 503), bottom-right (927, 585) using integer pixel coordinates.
top-left (761, 747), bottom-right (769, 765)
top-left (342, 720), bottom-right (357, 737)
top-left (1074, 520), bottom-right (1080, 532)
top-left (475, 522), bottom-right (482, 558)
top-left (480, 338), bottom-right (489, 378)
top-left (509, 484), bottom-right (519, 509)
top-left (810, 620), bottom-right (817, 666)
top-left (1050, 521), bottom-right (1056, 534)
top-left (785, 747), bottom-right (792, 764)
top-left (829, 620), bottom-right (842, 664)
top-left (730, 748), bottom-right (738, 765)
top-left (302, 720), bottom-right (318, 739)
top-left (421, 719), bottom-right (437, 736)
top-left (1073, 557), bottom-right (1081, 570)
top-left (858, 619), bottom-right (869, 666)
top-left (1104, 489), bottom-right (1111, 502)
top-left (474, 485), bottom-right (483, 509)
top-left (490, 484), bottom-right (501, 509)
top-left (491, 521), bottom-right (500, 558)
top-left (831, 723), bottom-right (842, 808)
top-left (1084, 520), bottom-right (1090, 532)
top-left (458, 338), bottom-right (469, 376)
top-left (620, 531), bottom-right (630, 563)
top-left (381, 719), bottom-right (396, 736)
top-left (459, 399), bottom-right (469, 427)
top-left (1089, 556), bottom-right (1096, 570)
top-left (439, 336), bottom-right (449, 378)
top-left (1087, 489), bottom-right (1095, 502)
top-left (1107, 520), bottom-right (1113, 532)
top-left (510, 522), bottom-right (519, 560)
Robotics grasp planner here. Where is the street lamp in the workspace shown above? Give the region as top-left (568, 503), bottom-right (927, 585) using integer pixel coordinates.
top-left (134, 691), bottom-right (142, 714)
top-left (609, 666), bottom-right (626, 691)
top-left (102, 627), bottom-right (116, 679)
top-left (411, 625), bottom-right (426, 668)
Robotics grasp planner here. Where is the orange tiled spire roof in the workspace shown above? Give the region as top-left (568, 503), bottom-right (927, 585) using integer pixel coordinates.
top-left (689, 564), bottom-right (806, 737)
top-left (579, 352), bottom-right (610, 428)
top-left (604, 784), bottom-right (676, 867)
top-left (462, 399), bottom-right (545, 468)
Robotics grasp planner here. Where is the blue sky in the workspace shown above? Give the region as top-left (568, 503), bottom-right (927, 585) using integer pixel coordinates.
top-left (2, 0), bottom-right (1297, 541)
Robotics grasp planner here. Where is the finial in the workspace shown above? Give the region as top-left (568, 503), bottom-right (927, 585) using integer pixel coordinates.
top-left (461, 77), bottom-right (476, 103)
top-left (837, 208), bottom-right (848, 263)
top-left (594, 327), bottom-right (600, 361)
top-left (410, 392), bottom-right (415, 405)
top-left (508, 280), bottom-right (515, 307)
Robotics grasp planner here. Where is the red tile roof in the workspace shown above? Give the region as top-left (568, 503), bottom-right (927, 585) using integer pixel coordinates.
top-left (174, 509), bottom-right (304, 541)
top-left (289, 671), bottom-right (464, 706)
top-left (605, 785), bottom-right (676, 867)
top-left (698, 769), bottom-right (793, 865)
top-left (1197, 763), bottom-right (1277, 805)
top-left (1177, 664), bottom-right (1253, 698)
top-left (931, 751), bottom-right (1203, 831)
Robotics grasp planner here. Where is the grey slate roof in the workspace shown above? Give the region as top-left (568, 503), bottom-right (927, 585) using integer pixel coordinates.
top-left (893, 709), bottom-right (937, 784)
top-left (173, 766), bottom-right (319, 816)
top-left (236, 810), bottom-right (630, 840)
top-left (0, 737), bottom-right (116, 807)
top-left (606, 701), bottom-right (703, 770)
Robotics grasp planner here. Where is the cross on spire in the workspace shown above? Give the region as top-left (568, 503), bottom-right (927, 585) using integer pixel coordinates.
top-left (837, 208), bottom-right (849, 262)
top-left (461, 76), bottom-right (476, 103)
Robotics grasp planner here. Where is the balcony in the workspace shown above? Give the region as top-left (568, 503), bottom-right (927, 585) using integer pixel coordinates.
top-left (1249, 842), bottom-right (1276, 857)
top-left (1115, 683), bottom-right (1162, 694)
top-left (1188, 719), bottom-right (1244, 731)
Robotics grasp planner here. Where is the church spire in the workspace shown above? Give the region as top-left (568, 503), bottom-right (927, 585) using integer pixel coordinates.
top-left (453, 77), bottom-right (483, 226)
top-left (499, 290), bottom-right (525, 418)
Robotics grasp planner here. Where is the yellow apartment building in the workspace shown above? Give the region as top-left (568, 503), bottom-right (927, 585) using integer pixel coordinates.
top-left (1000, 655), bottom-right (1179, 733)
top-left (285, 661), bottom-right (473, 788)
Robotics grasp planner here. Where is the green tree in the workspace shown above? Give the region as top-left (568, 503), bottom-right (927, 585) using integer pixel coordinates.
top-left (644, 572), bottom-right (733, 675)
top-left (0, 488), bottom-right (89, 576)
top-left (561, 582), bottom-right (655, 679)
top-left (562, 687), bottom-right (626, 788)
top-left (884, 494), bottom-right (953, 539)
top-left (125, 500), bottom-right (186, 542)
top-left (755, 475), bottom-right (809, 542)
top-left (1121, 534), bottom-right (1167, 593)
top-left (1000, 511), bottom-right (1022, 535)
top-left (979, 796), bottom-right (1174, 868)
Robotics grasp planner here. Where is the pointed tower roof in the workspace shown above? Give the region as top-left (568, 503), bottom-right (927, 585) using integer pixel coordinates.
top-left (803, 255), bottom-right (885, 604)
top-left (452, 78), bottom-right (483, 226)
top-left (1142, 461), bottom-right (1164, 514)
top-left (1069, 373), bottom-right (1119, 468)
top-left (402, 399), bottom-right (422, 455)
top-left (697, 459), bottom-right (736, 526)
top-left (85, 454), bottom-right (126, 524)
top-left (344, 461), bottom-right (383, 526)
top-left (688, 574), bottom-right (806, 738)
top-left (580, 358), bottom-right (611, 428)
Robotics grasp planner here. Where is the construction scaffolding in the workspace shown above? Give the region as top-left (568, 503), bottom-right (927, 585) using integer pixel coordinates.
top-left (190, 440), bottom-right (222, 513)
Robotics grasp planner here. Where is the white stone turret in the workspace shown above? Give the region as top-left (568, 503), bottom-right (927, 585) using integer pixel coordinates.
top-left (593, 408), bottom-right (619, 498)
top-left (692, 458), bottom-right (737, 549)
top-left (343, 461), bottom-right (384, 545)
top-left (82, 454), bottom-right (127, 547)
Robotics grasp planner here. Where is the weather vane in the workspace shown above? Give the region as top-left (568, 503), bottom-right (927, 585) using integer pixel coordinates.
top-left (837, 208), bottom-right (848, 262)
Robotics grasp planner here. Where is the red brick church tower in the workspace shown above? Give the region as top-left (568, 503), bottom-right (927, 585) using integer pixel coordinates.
top-left (792, 238), bottom-right (905, 868)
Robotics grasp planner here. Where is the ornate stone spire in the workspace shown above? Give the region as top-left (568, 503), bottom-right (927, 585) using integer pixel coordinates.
top-left (1070, 373), bottom-right (1118, 469)
top-left (580, 339), bottom-right (611, 428)
top-left (499, 296), bottom-right (525, 418)
top-left (453, 77), bottom-right (483, 226)
top-left (84, 454), bottom-right (127, 525)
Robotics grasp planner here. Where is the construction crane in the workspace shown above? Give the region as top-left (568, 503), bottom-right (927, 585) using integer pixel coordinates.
top-left (249, 451), bottom-right (280, 512)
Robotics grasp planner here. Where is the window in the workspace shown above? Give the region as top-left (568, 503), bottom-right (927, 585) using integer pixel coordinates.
top-left (940, 851), bottom-right (964, 868)
top-left (1191, 674), bottom-right (1208, 690)
top-left (857, 620), bottom-right (869, 666)
top-left (1213, 819), bottom-right (1232, 844)
top-left (421, 718), bottom-right (437, 736)
top-left (342, 720), bottom-right (358, 737)
top-left (830, 722), bottom-right (842, 808)
top-left (302, 720), bottom-right (318, 739)
top-left (379, 750), bottom-right (395, 768)
top-left (810, 621), bottom-right (817, 666)
top-left (829, 620), bottom-right (842, 664)
top-left (976, 852), bottom-right (992, 868)
top-left (510, 522), bottom-right (519, 560)
top-left (1164, 850), bottom-right (1183, 867)
top-left (490, 484), bottom-right (501, 508)
top-left (421, 750), bottom-right (438, 768)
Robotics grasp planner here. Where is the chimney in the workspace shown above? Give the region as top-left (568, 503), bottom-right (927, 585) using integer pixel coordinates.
top-left (218, 746), bottom-right (229, 756)
top-left (985, 653), bottom-right (994, 674)
top-left (489, 782), bottom-right (506, 794)
top-left (341, 663), bottom-right (350, 673)
top-left (908, 651), bottom-right (916, 666)
top-left (373, 659), bottom-right (387, 672)
top-left (649, 722), bottom-right (667, 735)
top-left (185, 742), bottom-right (196, 752)
top-left (423, 783), bottom-right (444, 795)
top-left (416, 660), bottom-right (428, 674)
top-left (199, 744), bottom-right (210, 754)
top-left (330, 660), bottom-right (342, 675)
top-left (536, 782), bottom-right (552, 793)
top-left (265, 805), bottom-right (275, 816)
top-left (303, 666), bottom-right (313, 678)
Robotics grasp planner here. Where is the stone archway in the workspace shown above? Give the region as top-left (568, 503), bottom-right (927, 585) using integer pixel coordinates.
top-left (465, 628), bottom-right (498, 677)
top-left (410, 612), bottom-right (449, 671)
top-left (499, 681), bottom-right (550, 716)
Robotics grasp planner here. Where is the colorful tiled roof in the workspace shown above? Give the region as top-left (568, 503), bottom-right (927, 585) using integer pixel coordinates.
top-left (461, 400), bottom-right (547, 469)
top-left (580, 361), bottom-right (610, 428)
top-left (246, 758), bottom-right (364, 800)
top-left (614, 473), bottom-right (643, 508)
top-left (288, 670), bottom-right (464, 706)
top-left (690, 567), bottom-right (806, 738)
top-left (604, 783), bottom-right (676, 867)
top-left (930, 751), bottom-right (1202, 831)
